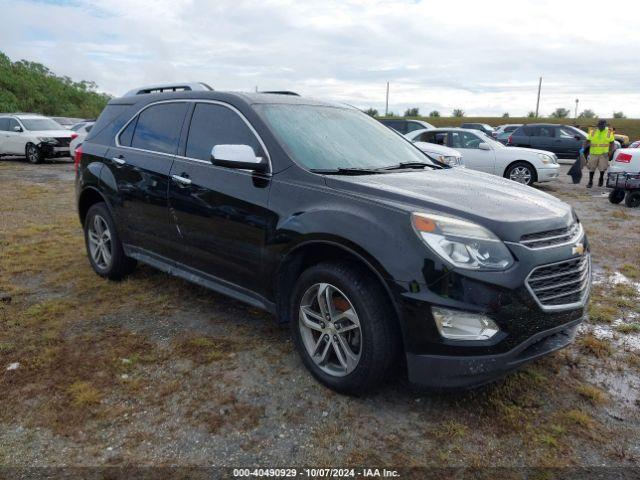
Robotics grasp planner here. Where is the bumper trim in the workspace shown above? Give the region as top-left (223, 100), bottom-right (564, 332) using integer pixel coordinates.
top-left (406, 317), bottom-right (582, 389)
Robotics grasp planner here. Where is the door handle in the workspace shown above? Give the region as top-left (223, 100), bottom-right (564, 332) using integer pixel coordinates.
top-left (111, 156), bottom-right (126, 165)
top-left (171, 174), bottom-right (192, 186)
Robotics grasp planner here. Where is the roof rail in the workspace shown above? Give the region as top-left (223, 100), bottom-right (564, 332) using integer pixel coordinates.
top-left (260, 91), bottom-right (300, 96)
top-left (0, 112), bottom-right (44, 116)
top-left (123, 82), bottom-right (213, 97)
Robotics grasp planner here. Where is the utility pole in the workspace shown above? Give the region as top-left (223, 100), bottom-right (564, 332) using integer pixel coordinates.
top-left (535, 77), bottom-right (542, 118)
top-left (574, 98), bottom-right (579, 120)
top-left (385, 82), bottom-right (389, 116)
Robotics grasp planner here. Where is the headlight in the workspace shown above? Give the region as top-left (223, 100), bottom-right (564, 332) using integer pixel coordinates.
top-left (537, 153), bottom-right (553, 164)
top-left (432, 307), bottom-right (499, 340)
top-left (436, 155), bottom-right (464, 167)
top-left (37, 137), bottom-right (57, 144)
top-left (411, 213), bottom-right (514, 270)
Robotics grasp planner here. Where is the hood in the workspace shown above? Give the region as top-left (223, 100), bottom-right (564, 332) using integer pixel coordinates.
top-left (413, 141), bottom-right (461, 158)
top-left (324, 168), bottom-right (573, 242)
top-left (29, 130), bottom-right (73, 138)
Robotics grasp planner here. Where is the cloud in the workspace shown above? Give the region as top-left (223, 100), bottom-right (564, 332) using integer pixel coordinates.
top-left (2, 0), bottom-right (640, 116)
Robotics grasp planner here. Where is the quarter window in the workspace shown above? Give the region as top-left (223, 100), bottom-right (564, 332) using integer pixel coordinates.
top-left (186, 103), bottom-right (263, 162)
top-left (130, 102), bottom-right (188, 154)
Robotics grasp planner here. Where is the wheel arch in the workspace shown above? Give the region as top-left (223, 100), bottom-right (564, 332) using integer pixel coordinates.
top-left (274, 238), bottom-right (402, 330)
top-left (503, 159), bottom-right (538, 183)
top-left (77, 186), bottom-right (113, 226)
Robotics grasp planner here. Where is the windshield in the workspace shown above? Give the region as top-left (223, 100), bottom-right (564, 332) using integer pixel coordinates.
top-left (20, 118), bottom-right (63, 131)
top-left (257, 104), bottom-right (437, 170)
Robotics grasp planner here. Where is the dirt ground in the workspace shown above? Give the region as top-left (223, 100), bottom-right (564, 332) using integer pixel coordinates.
top-left (1, 157), bottom-right (639, 472)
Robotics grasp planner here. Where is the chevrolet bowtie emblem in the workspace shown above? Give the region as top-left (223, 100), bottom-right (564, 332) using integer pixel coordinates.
top-left (572, 243), bottom-right (585, 256)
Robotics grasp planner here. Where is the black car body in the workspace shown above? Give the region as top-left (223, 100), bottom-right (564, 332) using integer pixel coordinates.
top-left (379, 118), bottom-right (434, 134)
top-left (76, 89), bottom-right (590, 392)
top-left (508, 124), bottom-right (586, 158)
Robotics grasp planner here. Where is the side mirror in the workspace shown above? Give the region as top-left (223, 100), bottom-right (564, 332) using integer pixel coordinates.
top-left (13, 125), bottom-right (22, 132)
top-left (478, 142), bottom-right (491, 150)
top-left (211, 144), bottom-right (267, 172)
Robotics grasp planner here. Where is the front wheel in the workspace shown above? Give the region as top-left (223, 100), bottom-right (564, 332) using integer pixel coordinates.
top-left (84, 202), bottom-right (136, 280)
top-left (625, 191), bottom-right (640, 208)
top-left (290, 262), bottom-right (401, 394)
top-left (609, 189), bottom-right (625, 204)
top-left (505, 161), bottom-right (536, 186)
top-left (26, 143), bottom-right (43, 164)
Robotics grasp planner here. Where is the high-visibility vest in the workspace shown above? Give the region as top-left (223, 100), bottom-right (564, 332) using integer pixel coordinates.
top-left (587, 128), bottom-right (614, 155)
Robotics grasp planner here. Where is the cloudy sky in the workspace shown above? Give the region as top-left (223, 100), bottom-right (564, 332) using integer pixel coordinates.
top-left (2, 0), bottom-right (640, 117)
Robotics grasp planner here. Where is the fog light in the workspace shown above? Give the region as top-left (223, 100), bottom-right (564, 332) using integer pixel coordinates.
top-left (431, 307), bottom-right (499, 340)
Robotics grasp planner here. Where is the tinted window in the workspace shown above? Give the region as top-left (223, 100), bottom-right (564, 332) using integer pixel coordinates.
top-left (504, 126), bottom-right (518, 132)
top-left (7, 119), bottom-right (20, 131)
top-left (186, 103), bottom-right (263, 161)
top-left (0, 118), bottom-right (9, 131)
top-left (516, 126), bottom-right (534, 136)
top-left (451, 131), bottom-right (482, 149)
top-left (380, 120), bottom-right (406, 133)
top-left (558, 127), bottom-right (577, 139)
top-left (538, 126), bottom-right (555, 137)
top-left (406, 121), bottom-right (424, 133)
top-left (119, 117), bottom-right (137, 147)
top-left (131, 102), bottom-right (187, 154)
top-left (415, 131), bottom-right (436, 142)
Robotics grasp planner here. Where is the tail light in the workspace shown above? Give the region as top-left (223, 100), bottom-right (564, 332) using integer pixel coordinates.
top-left (74, 144), bottom-right (83, 172)
top-left (616, 153), bottom-right (632, 163)
top-left (507, 135), bottom-right (513, 144)
top-left (70, 133), bottom-right (78, 140)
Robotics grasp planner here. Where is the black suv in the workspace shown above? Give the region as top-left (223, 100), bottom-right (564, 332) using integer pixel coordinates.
top-left (76, 85), bottom-right (590, 393)
top-left (508, 124), bottom-right (586, 158)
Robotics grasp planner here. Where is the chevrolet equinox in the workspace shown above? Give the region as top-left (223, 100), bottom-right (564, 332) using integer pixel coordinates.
top-left (75, 84), bottom-right (591, 393)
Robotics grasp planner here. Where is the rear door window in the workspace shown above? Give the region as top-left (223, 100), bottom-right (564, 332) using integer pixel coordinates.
top-left (130, 102), bottom-right (188, 154)
top-left (185, 103), bottom-right (263, 161)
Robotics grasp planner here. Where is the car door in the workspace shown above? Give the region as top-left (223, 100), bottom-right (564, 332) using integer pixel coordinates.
top-left (530, 125), bottom-right (556, 153)
top-left (5, 118), bottom-right (26, 154)
top-left (555, 126), bottom-right (579, 157)
top-left (167, 101), bottom-right (273, 294)
top-left (449, 130), bottom-right (495, 173)
top-left (106, 101), bottom-right (188, 258)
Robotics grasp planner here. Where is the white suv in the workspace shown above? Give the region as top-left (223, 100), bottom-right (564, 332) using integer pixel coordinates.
top-left (0, 114), bottom-right (73, 163)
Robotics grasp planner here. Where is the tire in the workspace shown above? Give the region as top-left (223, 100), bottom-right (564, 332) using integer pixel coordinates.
top-left (84, 202), bottom-right (136, 280)
top-left (26, 143), bottom-right (43, 164)
top-left (609, 189), bottom-right (625, 204)
top-left (625, 191), bottom-right (640, 208)
top-left (505, 161), bottom-right (536, 186)
top-left (290, 261), bottom-right (401, 394)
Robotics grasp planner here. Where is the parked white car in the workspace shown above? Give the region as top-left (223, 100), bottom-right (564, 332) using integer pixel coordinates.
top-left (69, 121), bottom-right (95, 156)
top-left (609, 148), bottom-right (640, 174)
top-left (0, 114), bottom-right (73, 163)
top-left (406, 128), bottom-right (560, 186)
top-left (407, 137), bottom-right (464, 168)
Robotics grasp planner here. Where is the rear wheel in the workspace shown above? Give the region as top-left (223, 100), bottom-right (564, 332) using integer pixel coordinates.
top-left (290, 262), bottom-right (400, 394)
top-left (609, 189), bottom-right (625, 204)
top-left (625, 191), bottom-right (640, 208)
top-left (505, 161), bottom-right (536, 186)
top-left (25, 143), bottom-right (42, 164)
top-left (84, 202), bottom-right (136, 280)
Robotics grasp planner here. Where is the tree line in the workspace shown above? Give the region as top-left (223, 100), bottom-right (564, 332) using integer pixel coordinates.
top-left (364, 106), bottom-right (627, 119)
top-left (0, 51), bottom-right (110, 118)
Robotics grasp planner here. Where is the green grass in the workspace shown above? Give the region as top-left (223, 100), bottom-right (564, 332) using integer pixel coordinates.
top-left (378, 116), bottom-right (640, 142)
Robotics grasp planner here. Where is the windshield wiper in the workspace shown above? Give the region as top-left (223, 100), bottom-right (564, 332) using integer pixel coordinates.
top-left (309, 167), bottom-right (385, 175)
top-left (379, 161), bottom-right (441, 171)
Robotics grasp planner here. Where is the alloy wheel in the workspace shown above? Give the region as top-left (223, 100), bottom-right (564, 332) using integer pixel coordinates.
top-left (27, 145), bottom-right (39, 163)
top-left (87, 214), bottom-right (113, 269)
top-left (298, 283), bottom-right (362, 377)
top-left (510, 166), bottom-right (532, 185)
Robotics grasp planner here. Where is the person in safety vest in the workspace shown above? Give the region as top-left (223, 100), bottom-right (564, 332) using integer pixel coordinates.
top-left (585, 119), bottom-right (615, 188)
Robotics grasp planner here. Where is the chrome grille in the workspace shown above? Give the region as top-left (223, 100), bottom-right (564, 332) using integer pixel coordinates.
top-left (520, 222), bottom-right (582, 249)
top-left (526, 255), bottom-right (590, 310)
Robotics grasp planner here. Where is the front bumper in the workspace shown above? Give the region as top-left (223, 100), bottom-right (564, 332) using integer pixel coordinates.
top-left (39, 143), bottom-right (70, 158)
top-left (537, 166), bottom-right (560, 182)
top-left (406, 318), bottom-right (581, 388)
